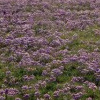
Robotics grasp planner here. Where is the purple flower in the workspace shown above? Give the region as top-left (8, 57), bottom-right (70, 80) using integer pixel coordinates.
top-left (5, 88), bottom-right (19, 96)
top-left (34, 91), bottom-right (40, 97)
top-left (51, 68), bottom-right (63, 76)
top-left (53, 91), bottom-right (60, 98)
top-left (0, 96), bottom-right (5, 100)
top-left (0, 89), bottom-right (5, 95)
top-left (40, 81), bottom-right (47, 88)
top-left (15, 98), bottom-right (22, 100)
top-left (73, 92), bottom-right (83, 100)
top-left (42, 70), bottom-right (49, 76)
top-left (23, 94), bottom-right (30, 99)
top-left (22, 85), bottom-right (28, 90)
top-left (5, 89), bottom-right (8, 94)
top-left (6, 71), bottom-right (11, 76)
top-left (59, 66), bottom-right (64, 70)
top-left (44, 94), bottom-right (51, 100)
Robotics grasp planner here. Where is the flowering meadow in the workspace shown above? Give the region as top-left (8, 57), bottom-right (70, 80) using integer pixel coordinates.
top-left (0, 0), bottom-right (100, 100)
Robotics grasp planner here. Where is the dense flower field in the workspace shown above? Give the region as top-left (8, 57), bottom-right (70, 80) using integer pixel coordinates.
top-left (0, 0), bottom-right (100, 100)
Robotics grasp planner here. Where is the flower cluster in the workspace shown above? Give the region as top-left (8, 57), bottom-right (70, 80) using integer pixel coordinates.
top-left (0, 0), bottom-right (100, 100)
